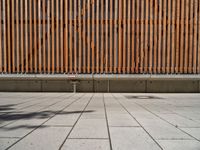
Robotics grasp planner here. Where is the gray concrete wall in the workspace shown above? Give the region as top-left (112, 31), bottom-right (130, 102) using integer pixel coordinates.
top-left (0, 79), bottom-right (200, 93)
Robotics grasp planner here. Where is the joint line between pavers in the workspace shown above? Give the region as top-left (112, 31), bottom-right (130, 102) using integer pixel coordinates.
top-left (58, 93), bottom-right (95, 150)
top-left (133, 100), bottom-right (200, 143)
top-left (112, 93), bottom-right (164, 150)
top-left (0, 93), bottom-right (75, 129)
top-left (5, 93), bottom-right (85, 150)
top-left (103, 93), bottom-right (113, 150)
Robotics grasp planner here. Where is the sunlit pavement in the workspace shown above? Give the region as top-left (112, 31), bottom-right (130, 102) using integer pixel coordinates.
top-left (0, 93), bottom-right (200, 150)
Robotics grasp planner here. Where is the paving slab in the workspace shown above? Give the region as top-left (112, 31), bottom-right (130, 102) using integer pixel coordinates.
top-left (9, 127), bottom-right (71, 150)
top-left (0, 138), bottom-right (19, 150)
top-left (107, 113), bottom-right (140, 127)
top-left (158, 140), bottom-right (200, 150)
top-left (69, 119), bottom-right (108, 139)
top-left (157, 113), bottom-right (200, 127)
top-left (62, 139), bottom-right (110, 150)
top-left (181, 128), bottom-right (200, 140)
top-left (110, 127), bottom-right (161, 150)
top-left (0, 93), bottom-right (200, 150)
top-left (0, 123), bottom-right (34, 138)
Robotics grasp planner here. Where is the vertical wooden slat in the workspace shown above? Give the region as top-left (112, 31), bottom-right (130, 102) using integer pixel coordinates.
top-left (188, 0), bottom-right (194, 73)
top-left (127, 0), bottom-right (131, 73)
top-left (109, 0), bottom-right (113, 73)
top-left (140, 0), bottom-right (144, 73)
top-left (179, 0), bottom-right (185, 73)
top-left (69, 0), bottom-right (72, 73)
top-left (7, 0), bottom-right (11, 73)
top-left (193, 0), bottom-right (198, 74)
top-left (60, 0), bottom-right (64, 73)
top-left (64, 0), bottom-right (68, 73)
top-left (122, 0), bottom-right (126, 73)
top-left (153, 0), bottom-right (158, 73)
top-left (51, 0), bottom-right (55, 73)
top-left (38, 0), bottom-right (42, 72)
top-left (184, 0), bottom-right (189, 73)
top-left (47, 0), bottom-right (51, 73)
top-left (0, 0), bottom-right (2, 72)
top-left (113, 0), bottom-right (118, 73)
top-left (16, 0), bottom-right (20, 72)
top-left (162, 0), bottom-right (167, 73)
top-left (96, 0), bottom-right (99, 73)
top-left (105, 0), bottom-right (108, 73)
top-left (175, 0), bottom-right (180, 73)
top-left (167, 0), bottom-right (171, 73)
top-left (135, 0), bottom-right (140, 73)
top-left (78, 0), bottom-right (82, 73)
top-left (3, 0), bottom-right (7, 72)
top-left (101, 0), bottom-right (104, 73)
top-left (56, 0), bottom-right (59, 73)
top-left (87, 0), bottom-right (90, 73)
top-left (11, 0), bottom-right (15, 72)
top-left (91, 0), bottom-right (95, 73)
top-left (83, 0), bottom-right (86, 73)
top-left (171, 0), bottom-right (176, 73)
top-left (144, 0), bottom-right (148, 73)
top-left (1, 0), bottom-right (200, 75)
top-left (29, 0), bottom-right (33, 72)
top-left (34, 0), bottom-right (37, 73)
top-left (74, 0), bottom-right (77, 73)
top-left (149, 0), bottom-right (153, 73)
top-left (118, 0), bottom-right (122, 73)
top-left (157, 0), bottom-right (162, 73)
top-left (43, 0), bottom-right (46, 73)
top-left (198, 0), bottom-right (200, 73)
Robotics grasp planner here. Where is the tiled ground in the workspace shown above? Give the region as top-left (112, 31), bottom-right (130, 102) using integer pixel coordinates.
top-left (0, 93), bottom-right (200, 150)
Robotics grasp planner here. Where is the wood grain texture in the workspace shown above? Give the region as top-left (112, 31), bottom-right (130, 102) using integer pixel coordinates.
top-left (0, 0), bottom-right (2, 72)
top-left (11, 0), bottom-right (15, 72)
top-left (184, 0), bottom-right (190, 73)
top-left (7, 0), bottom-right (11, 73)
top-left (0, 0), bottom-right (200, 75)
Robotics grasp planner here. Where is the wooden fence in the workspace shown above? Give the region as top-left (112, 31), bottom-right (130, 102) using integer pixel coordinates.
top-left (0, 0), bottom-right (200, 74)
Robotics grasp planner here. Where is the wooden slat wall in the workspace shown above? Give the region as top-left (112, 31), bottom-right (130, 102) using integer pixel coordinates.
top-left (1, 0), bottom-right (200, 74)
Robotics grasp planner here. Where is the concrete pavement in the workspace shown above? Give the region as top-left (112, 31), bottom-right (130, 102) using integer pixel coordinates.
top-left (0, 93), bottom-right (200, 150)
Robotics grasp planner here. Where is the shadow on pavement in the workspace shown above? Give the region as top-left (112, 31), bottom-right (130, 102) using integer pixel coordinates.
top-left (0, 110), bottom-right (95, 130)
top-left (0, 104), bottom-right (16, 111)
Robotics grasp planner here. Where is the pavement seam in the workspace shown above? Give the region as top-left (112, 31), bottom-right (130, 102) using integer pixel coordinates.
top-left (132, 99), bottom-right (200, 143)
top-left (112, 93), bottom-right (164, 150)
top-left (0, 93), bottom-right (75, 128)
top-left (103, 93), bottom-right (113, 150)
top-left (5, 93), bottom-right (85, 150)
top-left (58, 93), bottom-right (94, 150)
top-left (0, 94), bottom-right (48, 117)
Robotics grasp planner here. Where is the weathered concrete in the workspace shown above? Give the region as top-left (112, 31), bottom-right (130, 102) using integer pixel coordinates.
top-left (1, 79), bottom-right (200, 93)
top-left (110, 80), bottom-right (146, 93)
top-left (147, 80), bottom-right (199, 93)
top-left (0, 80), bottom-right (42, 92)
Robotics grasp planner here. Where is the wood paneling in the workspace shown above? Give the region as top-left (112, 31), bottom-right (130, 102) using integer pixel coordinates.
top-left (0, 0), bottom-right (200, 74)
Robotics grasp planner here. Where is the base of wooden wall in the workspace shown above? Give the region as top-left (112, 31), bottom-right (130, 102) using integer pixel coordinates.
top-left (0, 78), bottom-right (199, 93)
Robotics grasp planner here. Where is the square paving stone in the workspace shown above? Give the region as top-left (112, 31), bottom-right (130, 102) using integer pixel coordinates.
top-left (69, 119), bottom-right (108, 139)
top-left (62, 139), bottom-right (110, 150)
top-left (110, 127), bottom-right (161, 150)
top-left (0, 138), bottom-right (19, 150)
top-left (9, 127), bottom-right (71, 150)
top-left (158, 140), bottom-right (200, 150)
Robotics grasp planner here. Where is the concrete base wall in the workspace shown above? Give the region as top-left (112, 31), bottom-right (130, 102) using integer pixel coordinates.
top-left (0, 79), bottom-right (199, 93)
